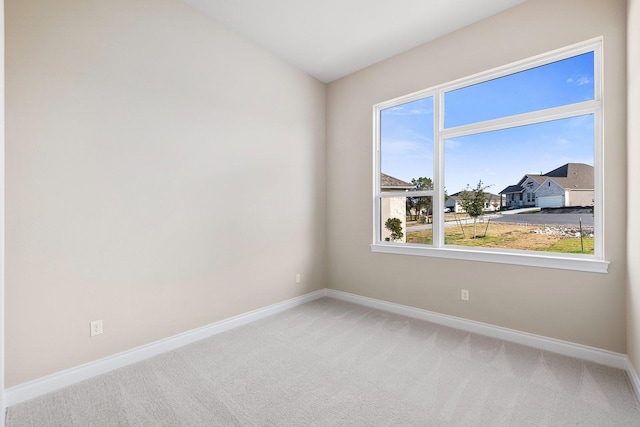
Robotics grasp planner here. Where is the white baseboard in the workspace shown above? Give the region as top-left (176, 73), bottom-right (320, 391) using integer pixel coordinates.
top-left (4, 289), bottom-right (328, 407)
top-left (326, 289), bottom-right (629, 370)
top-left (5, 288), bottom-right (639, 408)
top-left (626, 357), bottom-right (640, 400)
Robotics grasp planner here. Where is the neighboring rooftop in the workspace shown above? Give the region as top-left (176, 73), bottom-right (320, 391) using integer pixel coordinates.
top-left (500, 185), bottom-right (525, 194)
top-left (381, 173), bottom-right (413, 189)
top-left (542, 163), bottom-right (594, 189)
top-left (500, 163), bottom-right (594, 194)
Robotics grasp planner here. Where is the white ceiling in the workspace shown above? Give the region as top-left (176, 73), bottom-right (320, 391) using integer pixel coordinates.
top-left (180, 0), bottom-right (526, 83)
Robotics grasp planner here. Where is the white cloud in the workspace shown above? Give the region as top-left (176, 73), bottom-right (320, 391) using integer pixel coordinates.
top-left (405, 129), bottom-right (432, 143)
top-left (384, 106), bottom-right (432, 116)
top-left (576, 76), bottom-right (591, 86)
top-left (387, 106), bottom-right (405, 113)
top-left (567, 75), bottom-right (591, 86)
top-left (445, 139), bottom-right (461, 150)
top-left (381, 139), bottom-right (427, 155)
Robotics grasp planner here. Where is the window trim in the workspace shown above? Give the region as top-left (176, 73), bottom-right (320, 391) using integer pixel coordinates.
top-left (372, 37), bottom-right (608, 273)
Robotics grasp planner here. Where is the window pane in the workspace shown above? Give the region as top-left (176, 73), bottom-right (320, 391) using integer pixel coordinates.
top-left (381, 196), bottom-right (433, 245)
top-left (444, 52), bottom-right (594, 128)
top-left (380, 97), bottom-right (434, 191)
top-left (443, 115), bottom-right (594, 254)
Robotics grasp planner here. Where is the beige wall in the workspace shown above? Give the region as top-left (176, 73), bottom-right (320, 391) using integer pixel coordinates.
top-left (327, 0), bottom-right (628, 352)
top-left (5, 0), bottom-right (326, 386)
top-left (628, 0), bottom-right (640, 374)
top-left (4, 0), bottom-right (635, 390)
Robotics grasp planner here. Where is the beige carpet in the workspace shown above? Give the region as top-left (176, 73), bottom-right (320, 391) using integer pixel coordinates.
top-left (6, 298), bottom-right (640, 426)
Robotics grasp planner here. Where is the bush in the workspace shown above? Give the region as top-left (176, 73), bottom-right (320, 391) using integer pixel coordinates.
top-left (385, 217), bottom-right (404, 241)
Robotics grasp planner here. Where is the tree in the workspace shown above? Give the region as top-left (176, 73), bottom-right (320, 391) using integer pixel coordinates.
top-left (412, 177), bottom-right (433, 191)
top-left (384, 217), bottom-right (404, 242)
top-left (405, 197), bottom-right (416, 221)
top-left (459, 180), bottom-right (491, 239)
top-left (444, 188), bottom-right (450, 212)
top-left (409, 177), bottom-right (433, 221)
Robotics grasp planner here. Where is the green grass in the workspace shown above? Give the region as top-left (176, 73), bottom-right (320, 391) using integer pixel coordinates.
top-left (406, 222), bottom-right (595, 255)
top-left (406, 230), bottom-right (433, 245)
top-left (444, 233), bottom-right (509, 247)
top-left (442, 225), bottom-right (509, 247)
top-left (543, 237), bottom-right (594, 254)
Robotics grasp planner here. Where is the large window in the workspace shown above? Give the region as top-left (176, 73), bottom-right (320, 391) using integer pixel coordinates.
top-left (373, 39), bottom-right (607, 273)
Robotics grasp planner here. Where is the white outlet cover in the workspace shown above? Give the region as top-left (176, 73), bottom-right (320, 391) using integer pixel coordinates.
top-left (90, 320), bottom-right (103, 337)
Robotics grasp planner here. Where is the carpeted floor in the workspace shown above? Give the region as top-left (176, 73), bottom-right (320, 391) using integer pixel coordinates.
top-left (6, 298), bottom-right (640, 426)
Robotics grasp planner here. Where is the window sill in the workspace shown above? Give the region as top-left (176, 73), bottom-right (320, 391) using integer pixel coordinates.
top-left (370, 243), bottom-right (609, 274)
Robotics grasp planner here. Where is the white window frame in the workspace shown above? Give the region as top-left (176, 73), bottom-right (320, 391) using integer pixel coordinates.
top-left (372, 38), bottom-right (608, 273)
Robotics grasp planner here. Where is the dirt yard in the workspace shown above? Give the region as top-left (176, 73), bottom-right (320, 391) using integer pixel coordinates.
top-left (406, 222), bottom-right (594, 254)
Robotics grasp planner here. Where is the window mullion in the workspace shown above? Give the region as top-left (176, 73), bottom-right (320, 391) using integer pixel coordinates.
top-left (373, 106), bottom-right (381, 243)
top-left (434, 90), bottom-right (444, 248)
top-left (379, 191), bottom-right (433, 198)
top-left (594, 109), bottom-right (604, 259)
top-left (440, 100), bottom-right (600, 140)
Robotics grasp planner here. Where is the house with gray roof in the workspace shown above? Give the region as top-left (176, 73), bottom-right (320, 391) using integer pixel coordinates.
top-left (499, 174), bottom-right (546, 209)
top-left (499, 163), bottom-right (594, 209)
top-left (445, 191), bottom-right (503, 214)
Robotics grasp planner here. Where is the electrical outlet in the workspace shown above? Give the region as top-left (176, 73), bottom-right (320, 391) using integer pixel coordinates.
top-left (295, 273), bottom-right (301, 283)
top-left (90, 320), bottom-right (103, 337)
top-left (461, 289), bottom-right (470, 301)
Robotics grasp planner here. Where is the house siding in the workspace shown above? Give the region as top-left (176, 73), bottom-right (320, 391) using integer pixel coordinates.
top-left (381, 196), bottom-right (407, 242)
top-left (566, 189), bottom-right (595, 207)
top-left (535, 181), bottom-right (564, 197)
top-left (535, 180), bottom-right (565, 207)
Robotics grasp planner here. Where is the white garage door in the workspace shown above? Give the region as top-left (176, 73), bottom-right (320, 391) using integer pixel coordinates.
top-left (537, 196), bottom-right (564, 208)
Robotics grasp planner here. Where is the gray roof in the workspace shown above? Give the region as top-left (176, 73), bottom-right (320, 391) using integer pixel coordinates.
top-left (380, 173), bottom-right (413, 190)
top-left (518, 174), bottom-right (546, 185)
top-left (499, 185), bottom-right (525, 194)
top-left (541, 163), bottom-right (594, 189)
top-left (501, 163), bottom-right (594, 194)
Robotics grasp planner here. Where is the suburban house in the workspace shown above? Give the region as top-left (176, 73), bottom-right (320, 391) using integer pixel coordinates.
top-left (380, 173), bottom-right (414, 192)
top-left (380, 173), bottom-right (413, 242)
top-left (499, 163), bottom-right (594, 209)
top-left (3, 0), bottom-right (640, 424)
top-left (444, 191), bottom-right (503, 214)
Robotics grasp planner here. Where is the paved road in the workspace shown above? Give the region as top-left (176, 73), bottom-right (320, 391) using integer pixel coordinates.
top-left (490, 213), bottom-right (594, 226)
top-left (407, 213), bottom-right (594, 231)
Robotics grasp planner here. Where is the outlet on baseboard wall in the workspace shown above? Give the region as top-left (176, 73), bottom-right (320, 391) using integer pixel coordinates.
top-left (461, 289), bottom-right (470, 301)
top-left (296, 273), bottom-right (301, 283)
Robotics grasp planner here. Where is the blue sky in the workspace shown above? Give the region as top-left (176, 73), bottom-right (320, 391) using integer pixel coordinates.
top-left (380, 52), bottom-right (594, 194)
